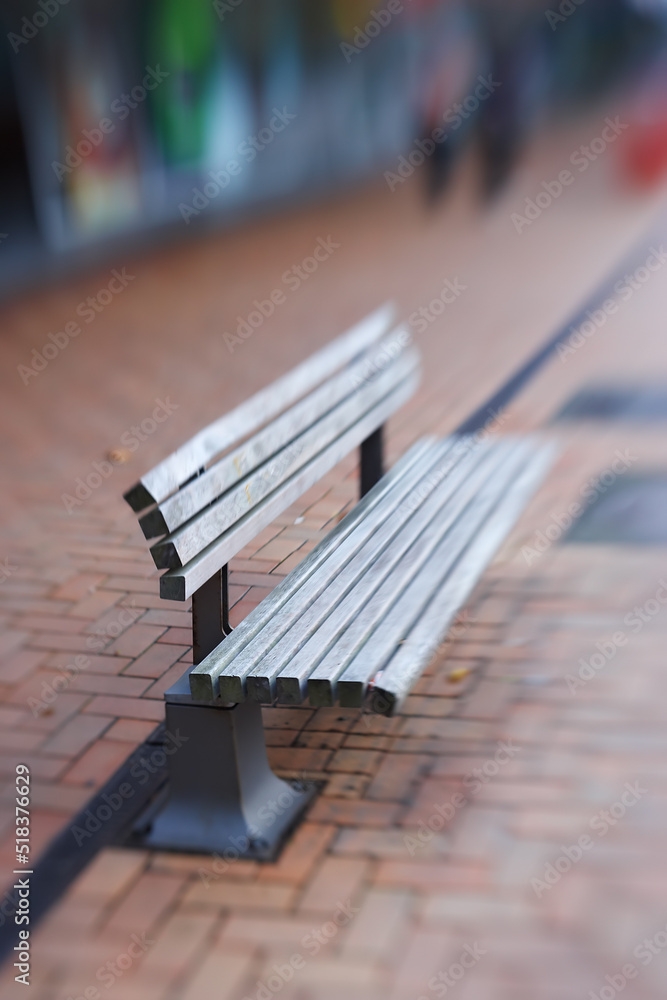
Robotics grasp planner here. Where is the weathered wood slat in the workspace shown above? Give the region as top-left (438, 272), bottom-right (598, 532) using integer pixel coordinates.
top-left (257, 440), bottom-right (504, 705)
top-left (123, 303), bottom-right (395, 512)
top-left (214, 438), bottom-right (459, 703)
top-left (150, 351), bottom-right (420, 570)
top-left (160, 369), bottom-right (420, 601)
top-left (333, 439), bottom-right (540, 708)
top-left (287, 440), bottom-right (515, 707)
top-left (187, 437), bottom-right (440, 701)
top-left (368, 445), bottom-right (555, 715)
top-left (139, 328), bottom-right (414, 539)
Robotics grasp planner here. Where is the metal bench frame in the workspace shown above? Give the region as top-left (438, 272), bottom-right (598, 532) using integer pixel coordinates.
top-left (126, 305), bottom-right (416, 857)
top-left (125, 303), bottom-right (550, 857)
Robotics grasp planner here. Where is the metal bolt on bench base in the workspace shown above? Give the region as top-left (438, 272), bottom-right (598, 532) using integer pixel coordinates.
top-left (132, 696), bottom-right (317, 859)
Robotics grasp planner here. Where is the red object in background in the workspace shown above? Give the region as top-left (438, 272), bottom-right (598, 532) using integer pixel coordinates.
top-left (621, 59), bottom-right (667, 187)
top-left (623, 116), bottom-right (667, 186)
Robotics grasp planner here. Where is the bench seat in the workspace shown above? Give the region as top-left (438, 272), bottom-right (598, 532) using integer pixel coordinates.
top-left (190, 433), bottom-right (553, 716)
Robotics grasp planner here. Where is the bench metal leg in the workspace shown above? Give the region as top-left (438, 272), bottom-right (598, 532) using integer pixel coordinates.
top-left (134, 699), bottom-right (316, 858)
top-left (360, 425), bottom-right (384, 498)
top-left (192, 566), bottom-right (231, 665)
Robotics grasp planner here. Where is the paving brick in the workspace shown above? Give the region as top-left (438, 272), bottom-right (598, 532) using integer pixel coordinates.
top-left (258, 823), bottom-right (336, 884)
top-left (140, 910), bottom-right (219, 978)
top-left (180, 949), bottom-right (256, 1000)
top-left (0, 648), bottom-right (46, 684)
top-left (63, 739), bottom-right (133, 786)
top-left (123, 643), bottom-right (185, 678)
top-left (327, 748), bottom-right (384, 774)
top-left (15, 614), bottom-right (87, 634)
top-left (46, 652), bottom-right (132, 675)
top-left (139, 609), bottom-right (192, 628)
top-left (262, 706), bottom-right (313, 730)
top-left (143, 661), bottom-right (189, 700)
top-left (82, 696), bottom-right (165, 722)
top-left (185, 880), bottom-right (296, 910)
top-left (298, 856), bottom-right (369, 915)
top-left (28, 780), bottom-right (94, 812)
top-left (68, 589), bottom-right (123, 620)
top-left (104, 719), bottom-right (155, 746)
top-left (218, 913), bottom-right (318, 948)
top-left (323, 773), bottom-right (370, 799)
top-left (53, 574), bottom-right (108, 601)
top-left (156, 626), bottom-right (192, 645)
top-left (332, 826), bottom-right (450, 859)
top-left (375, 859), bottom-right (489, 892)
top-left (42, 713), bottom-right (113, 755)
top-left (69, 672), bottom-right (151, 697)
top-left (366, 753), bottom-right (430, 801)
top-left (27, 632), bottom-right (93, 653)
top-left (340, 888), bottom-right (412, 960)
top-left (105, 871), bottom-right (184, 936)
top-left (308, 799), bottom-right (402, 827)
top-left (105, 624), bottom-right (167, 657)
top-left (67, 847), bottom-right (147, 902)
top-left (267, 747), bottom-right (332, 774)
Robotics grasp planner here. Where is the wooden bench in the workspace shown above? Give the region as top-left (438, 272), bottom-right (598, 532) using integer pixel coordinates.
top-left (124, 304), bottom-right (553, 856)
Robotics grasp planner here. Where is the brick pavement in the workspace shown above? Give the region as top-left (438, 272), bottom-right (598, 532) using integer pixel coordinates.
top-left (2, 112), bottom-right (667, 998)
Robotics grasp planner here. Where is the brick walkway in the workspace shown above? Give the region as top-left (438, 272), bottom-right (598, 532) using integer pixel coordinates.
top-left (2, 112), bottom-right (667, 998)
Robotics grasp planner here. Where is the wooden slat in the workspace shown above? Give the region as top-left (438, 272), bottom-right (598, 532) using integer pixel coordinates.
top-left (160, 369), bottom-right (420, 601)
top-left (187, 437), bottom-right (440, 700)
top-left (214, 438), bottom-right (457, 702)
top-left (252, 439), bottom-right (504, 704)
top-left (368, 445), bottom-right (555, 715)
top-left (139, 328), bottom-right (415, 539)
top-left (334, 439), bottom-right (542, 708)
top-left (150, 350), bottom-right (420, 570)
top-left (304, 442), bottom-right (514, 706)
top-left (123, 303), bottom-right (396, 512)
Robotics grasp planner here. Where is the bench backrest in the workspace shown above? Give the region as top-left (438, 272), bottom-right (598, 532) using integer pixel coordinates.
top-left (125, 304), bottom-right (420, 601)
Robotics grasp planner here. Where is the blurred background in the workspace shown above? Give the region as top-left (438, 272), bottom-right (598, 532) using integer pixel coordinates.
top-left (4, 4), bottom-right (667, 999)
top-left (2, 0), bottom-right (667, 296)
